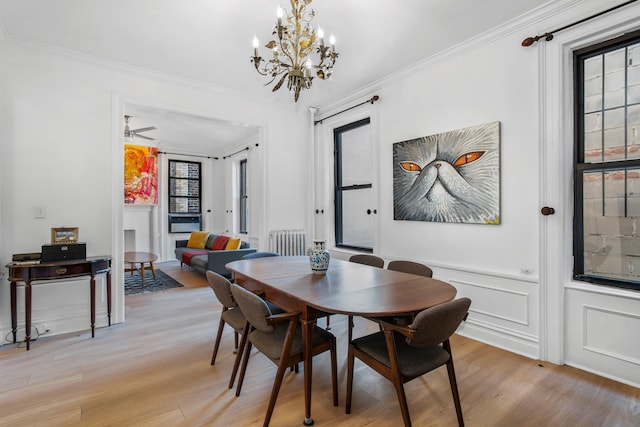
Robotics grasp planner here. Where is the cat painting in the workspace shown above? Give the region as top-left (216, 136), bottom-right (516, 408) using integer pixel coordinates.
top-left (393, 121), bottom-right (500, 224)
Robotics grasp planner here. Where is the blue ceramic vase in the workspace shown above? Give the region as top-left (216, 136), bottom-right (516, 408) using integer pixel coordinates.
top-left (309, 240), bottom-right (330, 274)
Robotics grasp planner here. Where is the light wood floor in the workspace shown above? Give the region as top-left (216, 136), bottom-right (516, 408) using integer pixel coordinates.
top-left (1, 262), bottom-right (639, 426)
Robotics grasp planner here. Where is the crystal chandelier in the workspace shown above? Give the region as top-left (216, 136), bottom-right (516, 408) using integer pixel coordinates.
top-left (251, 0), bottom-right (339, 102)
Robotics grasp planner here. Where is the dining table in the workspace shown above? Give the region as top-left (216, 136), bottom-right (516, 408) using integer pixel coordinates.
top-left (226, 256), bottom-right (457, 426)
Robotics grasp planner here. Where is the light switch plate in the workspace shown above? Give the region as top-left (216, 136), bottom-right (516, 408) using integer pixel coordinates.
top-left (34, 206), bottom-right (46, 218)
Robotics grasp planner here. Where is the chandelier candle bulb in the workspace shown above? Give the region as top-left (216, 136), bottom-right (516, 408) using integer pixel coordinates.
top-left (318, 27), bottom-right (325, 47)
top-left (252, 36), bottom-right (259, 57)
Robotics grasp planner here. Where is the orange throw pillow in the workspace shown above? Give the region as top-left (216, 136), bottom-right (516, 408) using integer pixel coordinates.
top-left (187, 231), bottom-right (209, 249)
top-left (212, 235), bottom-right (231, 250)
top-left (225, 238), bottom-right (241, 250)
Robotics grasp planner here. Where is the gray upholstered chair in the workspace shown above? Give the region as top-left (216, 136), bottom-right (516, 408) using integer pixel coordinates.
top-left (242, 251), bottom-right (280, 259)
top-left (230, 283), bottom-right (339, 427)
top-left (206, 270), bottom-right (247, 389)
top-left (346, 297), bottom-right (471, 427)
top-left (349, 254), bottom-right (385, 268)
top-left (207, 270), bottom-right (243, 365)
top-left (387, 260), bottom-right (433, 278)
top-left (345, 253), bottom-right (385, 332)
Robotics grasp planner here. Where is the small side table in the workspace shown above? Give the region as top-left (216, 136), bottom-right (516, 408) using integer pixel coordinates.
top-left (124, 252), bottom-right (158, 288)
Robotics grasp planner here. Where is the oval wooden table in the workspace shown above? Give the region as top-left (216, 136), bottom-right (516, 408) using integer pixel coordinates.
top-left (227, 256), bottom-right (457, 426)
top-left (124, 251), bottom-right (158, 288)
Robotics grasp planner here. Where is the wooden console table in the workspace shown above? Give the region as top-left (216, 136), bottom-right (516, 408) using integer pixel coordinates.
top-left (6, 256), bottom-right (112, 350)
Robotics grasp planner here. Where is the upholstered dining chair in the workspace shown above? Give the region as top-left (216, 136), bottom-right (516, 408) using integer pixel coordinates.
top-left (346, 297), bottom-right (471, 427)
top-left (230, 283), bottom-right (339, 427)
top-left (207, 270), bottom-right (285, 389)
top-left (206, 270), bottom-right (248, 389)
top-left (207, 270), bottom-right (243, 365)
top-left (349, 254), bottom-right (385, 268)
top-left (242, 251), bottom-right (280, 259)
top-left (387, 260), bottom-right (433, 278)
top-left (344, 253), bottom-right (385, 333)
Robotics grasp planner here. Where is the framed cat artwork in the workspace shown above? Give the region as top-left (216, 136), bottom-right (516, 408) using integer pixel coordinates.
top-left (393, 121), bottom-right (500, 224)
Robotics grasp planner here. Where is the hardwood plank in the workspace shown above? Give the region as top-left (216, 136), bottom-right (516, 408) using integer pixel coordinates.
top-left (1, 279), bottom-right (638, 426)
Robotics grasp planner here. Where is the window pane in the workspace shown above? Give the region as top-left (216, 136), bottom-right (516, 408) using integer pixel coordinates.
top-left (604, 169), bottom-right (625, 216)
top-left (603, 108), bottom-right (625, 161)
top-left (628, 168), bottom-right (640, 217)
top-left (583, 171), bottom-right (603, 235)
top-left (340, 125), bottom-right (372, 186)
top-left (340, 188), bottom-right (373, 250)
top-left (583, 170), bottom-right (638, 280)
top-left (628, 43), bottom-right (640, 103)
top-left (584, 111), bottom-right (602, 162)
top-left (584, 56), bottom-right (602, 113)
top-left (604, 48), bottom-right (626, 109)
top-left (629, 104), bottom-right (640, 159)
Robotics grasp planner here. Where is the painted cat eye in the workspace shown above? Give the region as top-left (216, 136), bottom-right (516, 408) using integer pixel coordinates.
top-left (453, 151), bottom-right (484, 167)
top-left (400, 161), bottom-right (422, 171)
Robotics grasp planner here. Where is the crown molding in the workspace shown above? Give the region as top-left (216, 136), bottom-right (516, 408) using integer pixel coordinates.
top-left (317, 0), bottom-right (586, 114)
top-left (3, 34), bottom-right (275, 105)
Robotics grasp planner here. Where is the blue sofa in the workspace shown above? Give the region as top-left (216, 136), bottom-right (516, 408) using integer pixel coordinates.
top-left (174, 234), bottom-right (256, 277)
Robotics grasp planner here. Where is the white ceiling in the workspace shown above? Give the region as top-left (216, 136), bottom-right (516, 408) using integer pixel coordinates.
top-left (0, 0), bottom-right (554, 153)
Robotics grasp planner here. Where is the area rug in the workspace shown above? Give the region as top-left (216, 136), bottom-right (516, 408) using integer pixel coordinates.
top-left (124, 269), bottom-right (184, 295)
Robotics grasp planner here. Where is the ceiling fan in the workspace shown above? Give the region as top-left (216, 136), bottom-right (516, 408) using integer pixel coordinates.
top-left (124, 115), bottom-right (156, 141)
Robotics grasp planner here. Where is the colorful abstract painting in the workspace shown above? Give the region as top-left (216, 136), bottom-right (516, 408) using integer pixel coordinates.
top-left (124, 144), bottom-right (158, 205)
top-left (393, 121), bottom-right (500, 224)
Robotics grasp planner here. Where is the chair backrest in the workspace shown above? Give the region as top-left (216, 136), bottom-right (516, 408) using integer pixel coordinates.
top-left (349, 254), bottom-right (384, 268)
top-left (230, 283), bottom-right (274, 333)
top-left (387, 260), bottom-right (433, 278)
top-left (206, 270), bottom-right (237, 308)
top-left (242, 251), bottom-right (280, 259)
top-left (407, 298), bottom-right (471, 348)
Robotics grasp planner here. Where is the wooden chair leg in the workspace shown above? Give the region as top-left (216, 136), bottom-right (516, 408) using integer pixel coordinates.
top-left (330, 337), bottom-right (338, 406)
top-left (345, 344), bottom-right (355, 414)
top-left (391, 374), bottom-right (411, 427)
top-left (348, 315), bottom-right (354, 343)
top-left (325, 314), bottom-right (331, 330)
top-left (234, 330), bottom-right (239, 352)
top-left (384, 330), bottom-right (411, 426)
top-left (235, 341), bottom-right (253, 397)
top-left (263, 360), bottom-right (290, 427)
top-left (229, 324), bottom-right (250, 389)
top-left (211, 318), bottom-right (226, 365)
top-left (444, 341), bottom-right (464, 427)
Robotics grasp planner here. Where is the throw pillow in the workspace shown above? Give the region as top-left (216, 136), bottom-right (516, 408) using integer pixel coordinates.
top-left (212, 235), bottom-right (231, 250)
top-left (187, 231), bottom-right (209, 249)
top-left (225, 238), bottom-right (241, 250)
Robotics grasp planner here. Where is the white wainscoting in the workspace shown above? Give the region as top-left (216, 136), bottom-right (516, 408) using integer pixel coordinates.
top-left (431, 265), bottom-right (540, 359)
top-left (565, 283), bottom-right (640, 388)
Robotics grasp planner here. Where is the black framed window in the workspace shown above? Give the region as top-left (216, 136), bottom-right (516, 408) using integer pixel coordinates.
top-left (239, 159), bottom-right (248, 234)
top-left (334, 118), bottom-right (374, 252)
top-left (168, 160), bottom-right (201, 214)
top-left (574, 29), bottom-right (640, 290)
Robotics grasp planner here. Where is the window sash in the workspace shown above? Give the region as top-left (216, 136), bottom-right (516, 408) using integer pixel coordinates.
top-left (334, 118), bottom-right (373, 252)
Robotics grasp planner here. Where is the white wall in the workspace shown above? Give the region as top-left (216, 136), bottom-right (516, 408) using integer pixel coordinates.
top-left (315, 25), bottom-right (541, 357)
top-left (314, 0), bottom-right (640, 387)
top-left (0, 39), bottom-right (308, 342)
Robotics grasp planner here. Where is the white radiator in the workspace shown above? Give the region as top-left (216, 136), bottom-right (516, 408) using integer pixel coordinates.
top-left (268, 229), bottom-right (306, 256)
